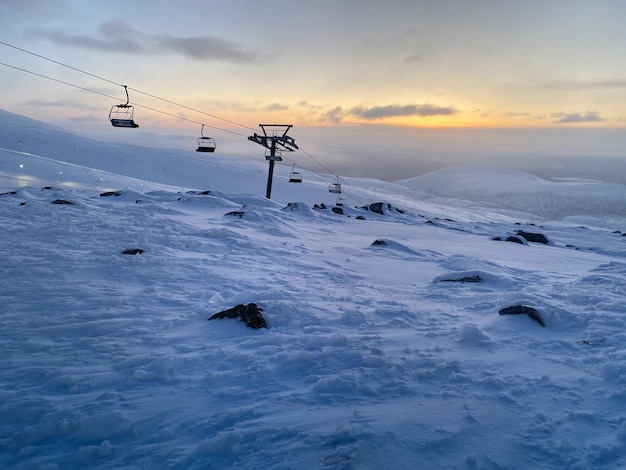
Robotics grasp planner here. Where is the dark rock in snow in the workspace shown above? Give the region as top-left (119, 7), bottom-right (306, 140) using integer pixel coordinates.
top-left (123, 248), bottom-right (144, 255)
top-left (100, 191), bottom-right (122, 197)
top-left (225, 210), bottom-right (245, 218)
top-left (0, 191), bottom-right (17, 196)
top-left (371, 239), bottom-right (388, 246)
top-left (369, 202), bottom-right (386, 215)
top-left (51, 199), bottom-right (74, 205)
top-left (499, 305), bottom-right (545, 327)
top-left (515, 230), bottom-right (551, 244)
top-left (283, 202), bottom-right (310, 212)
top-left (209, 303), bottom-right (267, 329)
top-left (331, 206), bottom-right (344, 215)
top-left (492, 235), bottom-right (527, 245)
top-left (439, 275), bottom-right (482, 283)
top-left (313, 203), bottom-right (328, 210)
top-left (186, 190), bottom-right (211, 195)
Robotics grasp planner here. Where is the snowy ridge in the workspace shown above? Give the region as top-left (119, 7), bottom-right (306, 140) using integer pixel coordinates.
top-left (399, 164), bottom-right (626, 224)
top-left (1, 111), bottom-right (626, 469)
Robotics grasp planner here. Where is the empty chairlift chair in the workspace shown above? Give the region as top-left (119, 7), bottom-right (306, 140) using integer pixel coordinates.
top-left (289, 164), bottom-right (302, 183)
top-left (196, 125), bottom-right (216, 153)
top-left (109, 85), bottom-right (139, 128)
top-left (329, 176), bottom-right (341, 194)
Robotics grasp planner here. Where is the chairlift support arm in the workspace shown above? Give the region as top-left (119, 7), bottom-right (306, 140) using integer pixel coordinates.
top-left (248, 124), bottom-right (298, 152)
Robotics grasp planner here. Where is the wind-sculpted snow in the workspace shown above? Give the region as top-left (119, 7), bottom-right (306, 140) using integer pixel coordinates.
top-left (1, 111), bottom-right (626, 469)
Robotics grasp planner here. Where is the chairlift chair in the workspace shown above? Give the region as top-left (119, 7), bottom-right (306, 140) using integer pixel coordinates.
top-left (329, 176), bottom-right (341, 194)
top-left (196, 125), bottom-right (216, 152)
top-left (335, 196), bottom-right (346, 206)
top-left (109, 85), bottom-right (138, 128)
top-left (289, 164), bottom-right (302, 183)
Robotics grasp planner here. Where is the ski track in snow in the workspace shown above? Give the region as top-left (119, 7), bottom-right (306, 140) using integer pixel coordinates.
top-left (1, 111), bottom-right (626, 469)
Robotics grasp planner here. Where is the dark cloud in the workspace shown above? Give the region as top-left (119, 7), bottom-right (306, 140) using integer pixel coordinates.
top-left (551, 111), bottom-right (603, 124)
top-left (30, 20), bottom-right (258, 64)
top-left (349, 104), bottom-right (458, 120)
top-left (322, 106), bottom-right (344, 124)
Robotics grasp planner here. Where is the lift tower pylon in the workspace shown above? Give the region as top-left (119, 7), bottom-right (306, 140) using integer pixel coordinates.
top-left (248, 124), bottom-right (298, 199)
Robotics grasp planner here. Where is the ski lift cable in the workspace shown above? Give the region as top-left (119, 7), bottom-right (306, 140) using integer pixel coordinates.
top-left (294, 147), bottom-right (372, 201)
top-left (0, 41), bottom-right (367, 195)
top-left (0, 61), bottom-right (247, 137)
top-left (0, 119), bottom-right (269, 176)
top-left (279, 153), bottom-right (369, 206)
top-left (0, 40), bottom-right (257, 133)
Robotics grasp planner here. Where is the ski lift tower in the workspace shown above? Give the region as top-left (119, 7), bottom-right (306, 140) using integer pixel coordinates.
top-left (248, 124), bottom-right (298, 199)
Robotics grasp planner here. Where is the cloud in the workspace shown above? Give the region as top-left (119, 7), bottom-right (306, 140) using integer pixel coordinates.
top-left (403, 54), bottom-right (421, 64)
top-left (30, 20), bottom-right (258, 64)
top-left (551, 111), bottom-right (603, 124)
top-left (265, 103), bottom-right (289, 111)
top-left (349, 104), bottom-right (458, 120)
top-left (321, 106), bottom-right (344, 124)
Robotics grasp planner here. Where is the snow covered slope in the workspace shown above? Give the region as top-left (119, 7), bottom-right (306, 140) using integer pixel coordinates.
top-left (399, 165), bottom-right (626, 225)
top-left (1, 110), bottom-right (626, 469)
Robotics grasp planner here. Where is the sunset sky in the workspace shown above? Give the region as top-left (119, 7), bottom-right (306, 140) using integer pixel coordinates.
top-left (2, 0), bottom-right (626, 180)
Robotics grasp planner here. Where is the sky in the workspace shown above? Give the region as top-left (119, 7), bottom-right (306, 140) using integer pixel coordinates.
top-left (2, 0), bottom-right (626, 181)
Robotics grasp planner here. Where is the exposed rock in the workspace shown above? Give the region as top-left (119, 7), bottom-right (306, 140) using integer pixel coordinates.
top-left (283, 202), bottom-right (310, 212)
top-left (208, 303), bottom-right (267, 329)
top-left (225, 210), bottom-right (245, 218)
top-left (492, 235), bottom-right (527, 245)
top-left (369, 202), bottom-right (387, 215)
top-left (371, 239), bottom-right (388, 246)
top-left (360, 202), bottom-right (404, 215)
top-left (100, 191), bottom-right (122, 197)
top-left (439, 275), bottom-right (482, 283)
top-left (355, 215), bottom-right (366, 220)
top-left (186, 190), bottom-right (211, 195)
top-left (499, 305), bottom-right (545, 327)
top-left (123, 248), bottom-right (144, 255)
top-left (331, 206), bottom-right (344, 215)
top-left (51, 199), bottom-right (74, 205)
top-left (313, 203), bottom-right (328, 210)
top-left (515, 230), bottom-right (551, 245)
top-left (0, 191), bottom-right (17, 196)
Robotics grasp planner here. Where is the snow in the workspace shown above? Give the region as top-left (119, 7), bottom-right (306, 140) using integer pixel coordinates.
top-left (1, 109), bottom-right (626, 469)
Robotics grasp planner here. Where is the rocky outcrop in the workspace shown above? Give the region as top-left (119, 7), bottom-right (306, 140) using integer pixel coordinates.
top-left (208, 303), bottom-right (267, 329)
top-left (499, 305), bottom-right (545, 327)
top-left (515, 230), bottom-right (551, 245)
top-left (123, 248), bottom-right (144, 255)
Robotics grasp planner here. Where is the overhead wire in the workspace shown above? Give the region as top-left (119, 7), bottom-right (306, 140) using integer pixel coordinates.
top-left (0, 61), bottom-right (247, 137)
top-left (0, 40), bottom-right (257, 133)
top-left (0, 40), bottom-right (372, 204)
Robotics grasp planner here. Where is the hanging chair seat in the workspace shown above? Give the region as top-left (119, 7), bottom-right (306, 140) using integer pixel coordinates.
top-left (196, 137), bottom-right (216, 152)
top-left (289, 172), bottom-right (302, 183)
top-left (109, 101), bottom-right (138, 128)
top-left (329, 183), bottom-right (341, 193)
